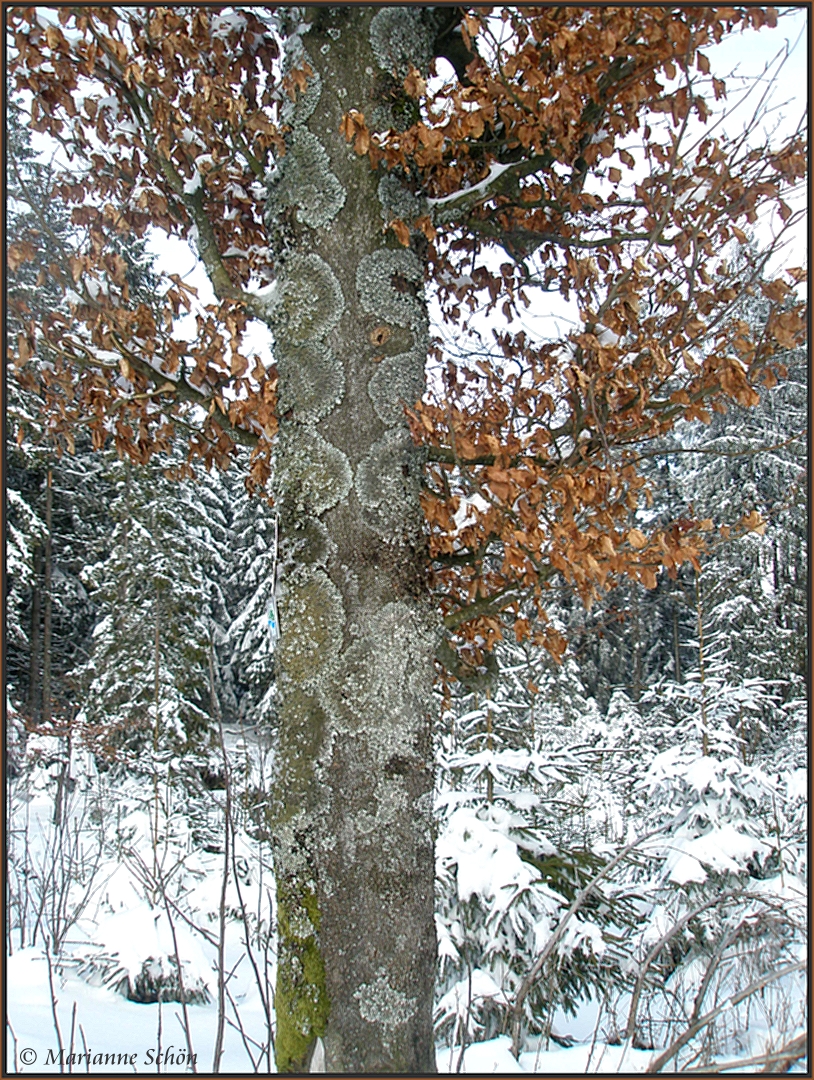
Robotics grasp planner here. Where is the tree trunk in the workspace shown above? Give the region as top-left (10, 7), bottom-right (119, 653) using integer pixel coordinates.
top-left (672, 603), bottom-right (682, 684)
top-left (695, 571), bottom-right (709, 756)
top-left (268, 10), bottom-right (438, 1072)
top-left (630, 588), bottom-right (642, 702)
top-left (27, 543), bottom-right (43, 721)
top-left (41, 468), bottom-right (53, 724)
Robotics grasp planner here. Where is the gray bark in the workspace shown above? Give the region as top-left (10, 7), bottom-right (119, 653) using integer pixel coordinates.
top-left (27, 543), bottom-right (42, 721)
top-left (266, 9), bottom-right (439, 1072)
top-left (42, 468), bottom-right (53, 724)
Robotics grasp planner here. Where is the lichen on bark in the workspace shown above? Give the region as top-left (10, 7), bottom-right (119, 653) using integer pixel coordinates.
top-left (281, 515), bottom-right (335, 571)
top-left (369, 7), bottom-right (434, 77)
top-left (275, 253), bottom-right (344, 346)
top-left (355, 428), bottom-right (423, 540)
top-left (317, 601), bottom-right (436, 752)
top-left (356, 247), bottom-right (425, 330)
top-left (280, 40), bottom-right (322, 125)
top-left (354, 974), bottom-right (416, 1031)
top-left (266, 127), bottom-right (346, 230)
top-left (276, 340), bottom-right (345, 423)
top-left (367, 339), bottom-right (428, 426)
top-left (377, 173), bottom-right (426, 225)
top-left (277, 568), bottom-right (345, 690)
top-left (275, 421), bottom-right (352, 519)
top-left (270, 685), bottom-right (331, 1072)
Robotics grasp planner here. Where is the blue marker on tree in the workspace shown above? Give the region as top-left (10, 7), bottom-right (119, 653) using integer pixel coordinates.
top-left (267, 595), bottom-right (280, 648)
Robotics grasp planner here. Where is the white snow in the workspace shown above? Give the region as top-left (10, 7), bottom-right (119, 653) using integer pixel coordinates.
top-left (7, 726), bottom-right (276, 1074)
top-left (6, 946), bottom-right (268, 1073)
top-left (434, 1034), bottom-right (657, 1073)
top-left (427, 161), bottom-right (517, 208)
top-left (210, 11), bottom-right (247, 39)
top-left (182, 170), bottom-right (202, 196)
top-left (452, 493), bottom-right (491, 533)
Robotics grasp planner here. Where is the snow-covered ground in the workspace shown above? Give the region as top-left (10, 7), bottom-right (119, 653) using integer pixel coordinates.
top-left (8, 952), bottom-right (658, 1077)
top-left (6, 952), bottom-right (805, 1076)
top-left (6, 722), bottom-right (276, 1074)
top-left (6, 709), bottom-right (807, 1074)
top-left (6, 946), bottom-right (268, 1073)
top-left (4, 949), bottom-right (657, 1076)
top-left (438, 1035), bottom-right (655, 1074)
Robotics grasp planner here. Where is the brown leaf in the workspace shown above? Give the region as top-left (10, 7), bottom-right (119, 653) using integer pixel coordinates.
top-left (640, 567), bottom-right (657, 589)
top-left (390, 219), bottom-right (411, 247)
top-left (403, 68), bottom-right (426, 98)
top-left (415, 215), bottom-right (436, 241)
top-left (230, 352), bottom-right (248, 377)
top-left (739, 510), bottom-right (765, 536)
top-left (7, 242), bottom-right (37, 272)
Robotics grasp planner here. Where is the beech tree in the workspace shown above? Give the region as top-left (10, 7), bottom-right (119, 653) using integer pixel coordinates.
top-left (7, 5), bottom-right (806, 1072)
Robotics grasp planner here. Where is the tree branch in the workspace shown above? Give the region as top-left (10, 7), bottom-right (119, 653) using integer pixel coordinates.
top-left (648, 961), bottom-right (807, 1074)
top-left (429, 154), bottom-right (555, 221)
top-left (442, 585), bottom-right (525, 631)
top-left (510, 823), bottom-right (669, 1059)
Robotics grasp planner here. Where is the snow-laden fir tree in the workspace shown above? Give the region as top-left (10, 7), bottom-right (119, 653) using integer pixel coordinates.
top-left (6, 96), bottom-right (159, 726)
top-left (75, 456), bottom-right (231, 768)
top-left (222, 460), bottom-right (279, 729)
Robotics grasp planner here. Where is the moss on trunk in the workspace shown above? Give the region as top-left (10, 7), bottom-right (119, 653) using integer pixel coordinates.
top-left (274, 881), bottom-right (329, 1073)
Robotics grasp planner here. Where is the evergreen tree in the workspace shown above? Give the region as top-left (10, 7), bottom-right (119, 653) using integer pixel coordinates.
top-left (223, 462), bottom-right (279, 728)
top-left (6, 96), bottom-right (159, 725)
top-left (75, 455), bottom-right (230, 767)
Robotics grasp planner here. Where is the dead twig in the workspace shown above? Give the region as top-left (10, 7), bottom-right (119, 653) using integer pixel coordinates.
top-left (648, 962), bottom-right (806, 1073)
